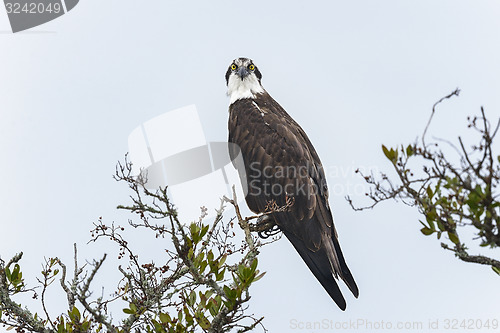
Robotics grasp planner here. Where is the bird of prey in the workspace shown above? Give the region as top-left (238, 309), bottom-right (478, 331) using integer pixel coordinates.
top-left (226, 57), bottom-right (359, 310)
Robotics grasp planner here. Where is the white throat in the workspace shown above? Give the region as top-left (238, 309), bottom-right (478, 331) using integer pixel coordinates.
top-left (227, 74), bottom-right (265, 104)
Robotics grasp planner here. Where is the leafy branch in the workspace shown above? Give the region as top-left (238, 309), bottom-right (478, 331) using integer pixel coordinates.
top-left (0, 157), bottom-right (273, 332)
top-left (347, 89), bottom-right (500, 274)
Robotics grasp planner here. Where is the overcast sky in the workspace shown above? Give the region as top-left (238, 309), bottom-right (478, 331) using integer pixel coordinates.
top-left (1, 1), bottom-right (500, 332)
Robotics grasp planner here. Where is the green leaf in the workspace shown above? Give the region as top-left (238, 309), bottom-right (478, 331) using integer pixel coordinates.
top-left (406, 144), bottom-right (414, 157)
top-left (237, 264), bottom-right (245, 279)
top-left (69, 306), bottom-right (81, 322)
top-left (420, 227), bottom-right (434, 236)
top-left (159, 312), bottom-right (171, 324)
top-left (436, 220), bottom-right (445, 231)
top-left (188, 247), bottom-right (194, 260)
top-left (151, 319), bottom-right (162, 332)
top-left (208, 299), bottom-right (218, 317)
top-left (382, 145), bottom-right (391, 160)
top-left (123, 302), bottom-right (137, 315)
top-left (426, 186), bottom-right (433, 199)
top-left (190, 223), bottom-right (201, 243)
top-left (13, 264), bottom-right (20, 278)
top-left (448, 231), bottom-right (459, 245)
top-left (250, 258), bottom-right (258, 273)
top-left (223, 285), bottom-right (237, 301)
top-left (188, 290), bottom-right (196, 307)
top-left (216, 267), bottom-right (225, 281)
top-left (492, 266), bottom-right (500, 276)
top-left (5, 267), bottom-right (11, 281)
top-left (199, 291), bottom-right (207, 307)
top-left (425, 216), bottom-right (436, 231)
top-left (381, 145), bottom-right (398, 162)
top-left (81, 321), bottom-right (90, 331)
top-left (200, 224), bottom-right (209, 239)
top-left (199, 260), bottom-right (208, 274)
top-left (218, 254), bottom-right (227, 268)
top-left (196, 313), bottom-right (211, 329)
top-left (253, 271), bottom-right (266, 282)
top-left (9, 264), bottom-right (20, 282)
top-left (184, 306), bottom-right (194, 325)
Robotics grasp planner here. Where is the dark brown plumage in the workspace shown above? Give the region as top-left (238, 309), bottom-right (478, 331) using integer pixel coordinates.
top-left (227, 58), bottom-right (358, 310)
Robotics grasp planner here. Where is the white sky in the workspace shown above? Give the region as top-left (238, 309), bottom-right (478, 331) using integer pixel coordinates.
top-left (1, 1), bottom-right (500, 332)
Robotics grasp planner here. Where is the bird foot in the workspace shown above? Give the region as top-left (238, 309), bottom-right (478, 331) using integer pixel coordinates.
top-left (250, 214), bottom-right (281, 239)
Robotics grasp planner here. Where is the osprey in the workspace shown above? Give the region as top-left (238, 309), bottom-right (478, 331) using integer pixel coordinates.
top-left (226, 57), bottom-right (359, 310)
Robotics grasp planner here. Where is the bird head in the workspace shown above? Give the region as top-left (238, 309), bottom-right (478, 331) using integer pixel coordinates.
top-left (226, 57), bottom-right (264, 104)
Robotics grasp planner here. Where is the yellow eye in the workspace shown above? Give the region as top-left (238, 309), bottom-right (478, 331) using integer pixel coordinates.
top-left (248, 64), bottom-right (255, 71)
top-left (231, 64), bottom-right (237, 70)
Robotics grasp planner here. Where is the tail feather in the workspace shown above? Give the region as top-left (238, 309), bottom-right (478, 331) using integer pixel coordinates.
top-left (332, 234), bottom-right (359, 298)
top-left (283, 230), bottom-right (347, 310)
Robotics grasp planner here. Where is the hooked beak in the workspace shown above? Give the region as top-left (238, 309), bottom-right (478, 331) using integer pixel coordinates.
top-left (237, 67), bottom-right (249, 80)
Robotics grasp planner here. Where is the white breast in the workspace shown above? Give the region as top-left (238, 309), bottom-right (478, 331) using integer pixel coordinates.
top-left (227, 74), bottom-right (265, 104)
